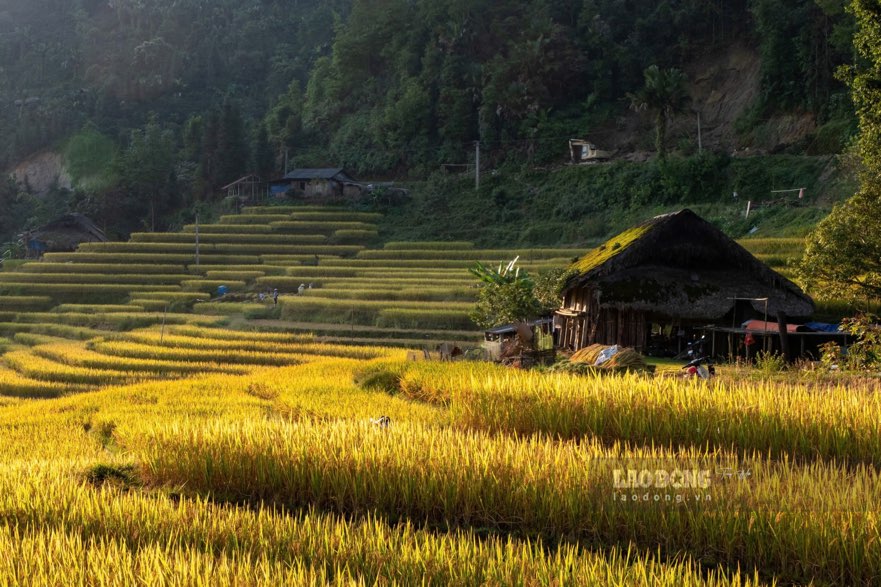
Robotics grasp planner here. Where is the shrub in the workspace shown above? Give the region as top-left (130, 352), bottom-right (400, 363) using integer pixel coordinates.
top-left (755, 350), bottom-right (787, 375)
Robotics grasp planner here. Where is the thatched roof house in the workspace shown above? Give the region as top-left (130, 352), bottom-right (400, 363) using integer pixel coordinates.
top-left (556, 209), bottom-right (813, 352)
top-left (23, 213), bottom-right (107, 256)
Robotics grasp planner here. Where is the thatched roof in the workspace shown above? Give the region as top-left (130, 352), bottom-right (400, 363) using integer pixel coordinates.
top-left (26, 213), bottom-right (107, 252)
top-left (564, 209), bottom-right (814, 319)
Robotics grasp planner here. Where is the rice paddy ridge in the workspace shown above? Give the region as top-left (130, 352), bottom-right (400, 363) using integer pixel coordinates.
top-left (0, 206), bottom-right (808, 373)
top-left (1, 209), bottom-right (878, 585)
top-left (0, 349), bottom-right (877, 585)
top-left (0, 324), bottom-right (406, 396)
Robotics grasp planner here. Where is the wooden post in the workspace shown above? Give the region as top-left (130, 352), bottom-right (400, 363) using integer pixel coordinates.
top-left (194, 212), bottom-right (200, 268)
top-left (777, 311), bottom-right (791, 362)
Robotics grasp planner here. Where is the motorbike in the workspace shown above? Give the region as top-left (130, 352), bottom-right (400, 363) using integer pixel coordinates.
top-left (681, 335), bottom-right (715, 379)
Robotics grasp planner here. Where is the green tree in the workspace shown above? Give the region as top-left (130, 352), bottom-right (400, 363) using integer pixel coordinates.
top-left (469, 258), bottom-right (543, 328)
top-left (799, 0), bottom-right (881, 301)
top-left (114, 116), bottom-right (177, 232)
top-left (216, 99), bottom-right (249, 187)
top-left (253, 123), bottom-right (275, 181)
top-left (627, 65), bottom-right (690, 158)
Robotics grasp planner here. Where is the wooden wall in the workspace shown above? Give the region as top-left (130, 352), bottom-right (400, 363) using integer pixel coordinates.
top-left (557, 286), bottom-right (648, 351)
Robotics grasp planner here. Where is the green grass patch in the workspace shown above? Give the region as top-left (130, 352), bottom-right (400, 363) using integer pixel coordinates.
top-left (204, 271), bottom-right (267, 281)
top-left (812, 299), bottom-right (881, 322)
top-left (0, 322), bottom-right (102, 340)
top-left (130, 232), bottom-right (328, 245)
top-left (375, 308), bottom-right (475, 330)
top-left (219, 214), bottom-right (291, 225)
top-left (303, 287), bottom-right (476, 302)
top-left (13, 311), bottom-right (189, 330)
top-left (0, 296), bottom-right (54, 311)
top-left (288, 211), bottom-right (383, 222)
top-left (19, 263), bottom-right (186, 274)
top-left (331, 229), bottom-right (379, 243)
top-left (0, 272), bottom-right (190, 285)
top-left (54, 304), bottom-right (144, 313)
top-left (192, 302), bottom-right (280, 319)
top-left (255, 277), bottom-right (325, 290)
top-left (279, 296), bottom-right (472, 327)
top-left (356, 248), bottom-right (585, 261)
top-left (0, 260), bottom-right (29, 272)
top-left (270, 221), bottom-right (378, 234)
top-left (320, 258), bottom-right (576, 269)
top-left (77, 242), bottom-right (363, 256)
top-left (182, 223), bottom-right (273, 234)
top-left (383, 241), bottom-right (476, 250)
top-left (42, 253), bottom-right (261, 265)
top-left (180, 280), bottom-right (247, 292)
top-left (737, 237), bottom-right (806, 256)
top-left (189, 264), bottom-right (288, 276)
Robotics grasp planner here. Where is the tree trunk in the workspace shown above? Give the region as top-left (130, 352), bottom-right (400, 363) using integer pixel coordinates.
top-left (655, 112), bottom-right (667, 158)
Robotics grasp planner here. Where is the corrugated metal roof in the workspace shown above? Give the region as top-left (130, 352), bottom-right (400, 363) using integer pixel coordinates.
top-left (283, 168), bottom-right (348, 180)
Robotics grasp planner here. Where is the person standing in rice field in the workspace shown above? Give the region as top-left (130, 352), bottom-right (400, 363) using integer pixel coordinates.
top-left (273, 288), bottom-right (279, 305)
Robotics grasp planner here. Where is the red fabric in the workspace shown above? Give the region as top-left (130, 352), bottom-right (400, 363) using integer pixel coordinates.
top-left (743, 320), bottom-right (801, 333)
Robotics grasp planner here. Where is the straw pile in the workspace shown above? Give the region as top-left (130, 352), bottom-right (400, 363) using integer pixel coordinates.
top-left (569, 344), bottom-right (651, 372)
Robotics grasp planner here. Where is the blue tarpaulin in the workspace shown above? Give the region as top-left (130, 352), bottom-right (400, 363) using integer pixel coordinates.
top-left (805, 322), bottom-right (843, 333)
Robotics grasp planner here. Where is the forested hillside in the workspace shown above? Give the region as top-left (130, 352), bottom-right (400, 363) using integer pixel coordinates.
top-left (0, 0), bottom-right (858, 242)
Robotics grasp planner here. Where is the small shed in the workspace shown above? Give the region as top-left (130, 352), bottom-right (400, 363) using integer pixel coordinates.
top-left (22, 214), bottom-right (107, 257)
top-left (555, 209), bottom-right (814, 354)
top-left (221, 175), bottom-right (263, 203)
top-left (483, 318), bottom-right (554, 361)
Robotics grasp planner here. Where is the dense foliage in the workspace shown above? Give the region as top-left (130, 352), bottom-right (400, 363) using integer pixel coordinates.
top-left (0, 0), bottom-right (857, 242)
top-left (800, 0), bottom-right (881, 302)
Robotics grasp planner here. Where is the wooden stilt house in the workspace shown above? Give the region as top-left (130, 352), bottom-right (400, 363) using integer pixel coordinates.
top-left (555, 210), bottom-right (814, 352)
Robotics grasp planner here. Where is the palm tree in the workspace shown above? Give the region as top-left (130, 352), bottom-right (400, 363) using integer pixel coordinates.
top-left (627, 65), bottom-right (690, 158)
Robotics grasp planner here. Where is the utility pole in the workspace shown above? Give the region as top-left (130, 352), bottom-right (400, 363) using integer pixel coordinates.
top-left (195, 212), bottom-right (200, 268)
top-left (474, 141), bottom-right (480, 191)
top-left (697, 112), bottom-right (703, 154)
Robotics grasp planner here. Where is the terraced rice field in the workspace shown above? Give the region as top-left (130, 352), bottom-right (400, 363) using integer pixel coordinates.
top-left (0, 208), bottom-right (820, 359)
top-left (0, 325), bottom-right (877, 584)
top-left (738, 237), bottom-right (804, 280)
top-left (0, 208), bottom-right (878, 584)
top-left (0, 205), bottom-right (588, 348)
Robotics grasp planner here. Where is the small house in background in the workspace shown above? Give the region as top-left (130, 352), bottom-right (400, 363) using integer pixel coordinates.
top-left (555, 209), bottom-right (814, 357)
top-left (22, 213), bottom-right (107, 258)
top-left (269, 168), bottom-right (409, 203)
top-left (270, 168), bottom-right (363, 201)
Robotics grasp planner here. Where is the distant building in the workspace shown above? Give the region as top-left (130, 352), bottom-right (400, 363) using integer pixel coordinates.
top-left (270, 168), bottom-right (363, 200)
top-left (22, 214), bottom-right (107, 257)
top-left (269, 168), bottom-right (408, 203)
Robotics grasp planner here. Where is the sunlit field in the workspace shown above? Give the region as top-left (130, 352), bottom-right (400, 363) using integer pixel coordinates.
top-left (0, 325), bottom-right (877, 585)
top-left (0, 206), bottom-right (878, 585)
